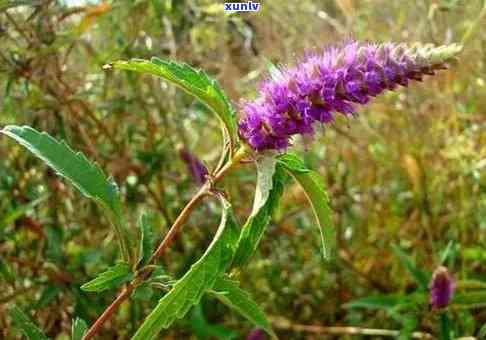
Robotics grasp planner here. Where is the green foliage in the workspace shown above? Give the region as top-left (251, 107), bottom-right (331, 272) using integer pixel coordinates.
top-left (391, 245), bottom-right (430, 290)
top-left (9, 306), bottom-right (48, 340)
top-left (452, 291), bottom-right (486, 309)
top-left (81, 263), bottom-right (133, 293)
top-left (232, 163), bottom-right (288, 268)
top-left (0, 258), bottom-right (14, 283)
top-left (0, 125), bottom-right (131, 262)
top-left (187, 305), bottom-right (238, 340)
top-left (138, 212), bottom-right (155, 267)
top-left (1, 1), bottom-right (485, 338)
top-left (71, 318), bottom-right (88, 340)
top-left (212, 276), bottom-right (275, 338)
top-left (107, 57), bottom-right (238, 148)
top-left (132, 196), bottom-right (239, 340)
top-left (1, 126), bottom-right (121, 214)
top-left (0, 196), bottom-right (46, 229)
top-left (33, 285), bottom-right (62, 310)
top-left (278, 153), bottom-right (335, 260)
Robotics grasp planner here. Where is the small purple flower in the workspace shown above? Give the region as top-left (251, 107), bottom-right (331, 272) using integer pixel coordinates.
top-left (239, 42), bottom-right (462, 151)
top-left (246, 328), bottom-right (266, 340)
top-left (429, 266), bottom-right (455, 310)
top-left (179, 149), bottom-right (208, 185)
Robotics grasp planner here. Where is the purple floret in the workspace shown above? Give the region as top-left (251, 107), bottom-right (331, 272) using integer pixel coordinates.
top-left (238, 41), bottom-right (461, 151)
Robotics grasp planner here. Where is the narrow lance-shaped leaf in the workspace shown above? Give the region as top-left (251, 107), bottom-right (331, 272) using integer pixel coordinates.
top-left (138, 211), bottom-right (155, 267)
top-left (391, 245), bottom-right (430, 290)
top-left (232, 161), bottom-right (288, 268)
top-left (278, 153), bottom-right (335, 260)
top-left (0, 126), bottom-right (131, 262)
top-left (132, 196), bottom-right (240, 340)
top-left (81, 263), bottom-right (133, 293)
top-left (211, 276), bottom-right (276, 338)
top-left (106, 58), bottom-right (238, 148)
top-left (9, 306), bottom-right (48, 340)
top-left (71, 318), bottom-right (88, 340)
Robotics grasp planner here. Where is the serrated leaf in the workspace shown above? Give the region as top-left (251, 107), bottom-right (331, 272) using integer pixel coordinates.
top-left (1, 126), bottom-right (121, 213)
top-left (391, 245), bottom-right (430, 290)
top-left (131, 196), bottom-right (239, 340)
top-left (232, 164), bottom-right (288, 268)
top-left (9, 306), bottom-right (48, 340)
top-left (107, 58), bottom-right (238, 148)
top-left (138, 212), bottom-right (155, 267)
top-left (211, 276), bottom-right (276, 338)
top-left (0, 125), bottom-right (131, 262)
top-left (278, 153), bottom-right (335, 260)
top-left (71, 318), bottom-right (88, 340)
top-left (81, 263), bottom-right (133, 293)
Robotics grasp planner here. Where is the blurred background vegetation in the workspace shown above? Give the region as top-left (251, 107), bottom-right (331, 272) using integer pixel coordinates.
top-left (0, 0), bottom-right (485, 339)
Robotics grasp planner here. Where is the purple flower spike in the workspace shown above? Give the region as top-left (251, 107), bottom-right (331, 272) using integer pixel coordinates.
top-left (429, 266), bottom-right (455, 310)
top-left (239, 42), bottom-right (462, 151)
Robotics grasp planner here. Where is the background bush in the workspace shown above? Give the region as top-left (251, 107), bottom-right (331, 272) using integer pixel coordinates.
top-left (0, 0), bottom-right (485, 339)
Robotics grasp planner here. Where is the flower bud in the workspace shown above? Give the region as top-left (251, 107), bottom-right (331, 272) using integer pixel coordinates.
top-left (429, 266), bottom-right (455, 310)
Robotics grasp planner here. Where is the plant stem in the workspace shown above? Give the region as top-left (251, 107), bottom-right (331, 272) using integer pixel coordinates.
top-left (82, 145), bottom-right (250, 340)
top-left (272, 318), bottom-right (434, 339)
top-left (439, 312), bottom-right (451, 340)
top-left (82, 285), bottom-right (135, 340)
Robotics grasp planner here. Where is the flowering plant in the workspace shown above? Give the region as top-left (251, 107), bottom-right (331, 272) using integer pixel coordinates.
top-left (2, 41), bottom-right (462, 339)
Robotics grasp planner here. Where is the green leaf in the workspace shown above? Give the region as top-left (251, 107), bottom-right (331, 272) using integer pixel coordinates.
top-left (71, 318), bottom-right (88, 340)
top-left (107, 58), bottom-right (238, 148)
top-left (33, 285), bottom-right (62, 310)
top-left (131, 196), bottom-right (239, 340)
top-left (251, 155), bottom-right (277, 216)
top-left (439, 313), bottom-right (451, 340)
top-left (211, 276), bottom-right (276, 338)
top-left (344, 294), bottom-right (405, 311)
top-left (440, 240), bottom-right (456, 265)
top-left (232, 164), bottom-right (288, 268)
top-left (9, 306), bottom-right (48, 340)
top-left (81, 263), bottom-right (133, 293)
top-left (1, 126), bottom-right (121, 213)
top-left (391, 245), bottom-right (430, 290)
top-left (452, 291), bottom-right (486, 309)
top-left (278, 153), bottom-right (335, 260)
top-left (0, 125), bottom-right (131, 262)
top-left (138, 212), bottom-right (155, 267)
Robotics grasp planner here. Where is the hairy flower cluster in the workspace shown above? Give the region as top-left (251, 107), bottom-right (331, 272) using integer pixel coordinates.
top-left (429, 266), bottom-right (455, 310)
top-left (239, 42), bottom-right (462, 151)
